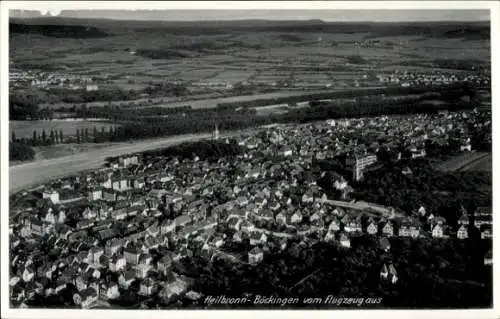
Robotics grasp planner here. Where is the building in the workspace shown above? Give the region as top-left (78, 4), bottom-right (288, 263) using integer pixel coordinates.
top-left (139, 278), bottom-right (158, 296)
top-left (80, 287), bottom-right (98, 308)
top-left (213, 124), bottom-right (220, 141)
top-left (123, 248), bottom-right (141, 265)
top-left (88, 188), bottom-right (102, 201)
top-left (346, 153), bottom-right (378, 181)
top-left (457, 225), bottom-right (468, 239)
top-left (42, 190), bottom-right (60, 204)
top-left (484, 250), bottom-right (492, 266)
top-left (248, 247), bottom-right (264, 265)
top-left (119, 156), bottom-right (139, 168)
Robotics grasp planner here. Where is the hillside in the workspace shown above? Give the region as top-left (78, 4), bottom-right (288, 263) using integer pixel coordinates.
top-left (9, 17), bottom-right (490, 39)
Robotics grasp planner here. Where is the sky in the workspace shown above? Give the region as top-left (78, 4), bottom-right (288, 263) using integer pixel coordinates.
top-left (10, 9), bottom-right (491, 22)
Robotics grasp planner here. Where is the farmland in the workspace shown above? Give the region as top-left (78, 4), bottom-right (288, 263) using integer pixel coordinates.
top-left (10, 19), bottom-right (490, 104)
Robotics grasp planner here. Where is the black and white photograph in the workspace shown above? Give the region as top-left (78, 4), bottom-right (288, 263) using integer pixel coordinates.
top-left (1, 1), bottom-right (498, 318)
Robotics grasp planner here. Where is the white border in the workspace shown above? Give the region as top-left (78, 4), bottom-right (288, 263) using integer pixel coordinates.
top-left (1, 1), bottom-right (499, 319)
top-left (2, 1), bottom-right (498, 11)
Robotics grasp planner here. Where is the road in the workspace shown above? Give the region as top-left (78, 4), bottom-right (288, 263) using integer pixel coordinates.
top-left (9, 126), bottom-right (265, 194)
top-left (9, 133), bottom-right (213, 194)
top-left (459, 153), bottom-right (492, 172)
top-left (436, 151), bottom-right (490, 172)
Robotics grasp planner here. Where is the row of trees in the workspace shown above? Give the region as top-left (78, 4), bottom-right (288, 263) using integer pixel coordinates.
top-left (11, 129), bottom-right (64, 147)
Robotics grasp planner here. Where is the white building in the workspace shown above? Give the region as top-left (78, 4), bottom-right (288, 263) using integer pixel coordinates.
top-left (346, 153), bottom-right (377, 181)
top-left (42, 190), bottom-right (60, 204)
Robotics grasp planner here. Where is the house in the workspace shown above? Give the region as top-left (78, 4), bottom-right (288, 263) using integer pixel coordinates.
top-left (380, 264), bottom-right (398, 284)
top-left (136, 263), bottom-right (152, 279)
top-left (291, 211), bottom-right (303, 224)
top-left (105, 238), bottom-right (123, 256)
top-left (30, 219), bottom-right (43, 236)
top-left (366, 220), bottom-right (378, 235)
top-left (480, 224), bottom-right (493, 239)
top-left (309, 211), bottom-right (323, 222)
top-left (381, 221), bottom-right (394, 236)
top-left (139, 278), bottom-right (158, 296)
top-left (88, 188), bottom-right (103, 201)
top-left (102, 189), bottom-right (117, 202)
top-left (240, 220), bottom-right (255, 233)
top-left (297, 224), bottom-right (313, 236)
top-left (379, 237), bottom-right (391, 252)
top-left (339, 232), bottom-right (351, 248)
top-left (118, 270), bottom-right (136, 289)
top-left (276, 212), bottom-right (287, 225)
top-left (228, 217), bottom-right (243, 231)
top-left (457, 225), bottom-right (468, 239)
top-left (474, 215), bottom-right (492, 229)
top-left (249, 231), bottom-right (267, 246)
top-left (458, 214), bottom-right (470, 226)
top-left (344, 216), bottom-right (362, 233)
top-left (417, 206), bottom-right (426, 216)
top-left (388, 264), bottom-right (398, 284)
top-left (324, 230), bottom-right (336, 242)
top-left (123, 247), bottom-right (141, 265)
top-left (380, 264), bottom-right (389, 279)
top-left (484, 250), bottom-right (493, 266)
top-left (133, 177), bottom-right (146, 189)
top-left (21, 266), bottom-right (35, 282)
top-left (87, 246), bottom-right (104, 264)
top-left (248, 247), bottom-right (264, 265)
top-left (302, 191), bottom-right (314, 203)
top-left (80, 287), bottom-right (98, 308)
top-left (210, 235), bottom-right (225, 248)
top-left (100, 282), bottom-right (120, 300)
top-left (174, 215), bottom-right (191, 228)
top-left (119, 155), bottom-right (139, 168)
top-left (432, 224), bottom-right (445, 238)
top-left (160, 219), bottom-right (176, 235)
top-left (398, 220), bottom-right (420, 238)
top-left (108, 256), bottom-right (127, 272)
top-left (157, 253), bottom-right (174, 275)
top-left (328, 218), bottom-right (341, 232)
top-left (474, 206), bottom-right (491, 217)
top-left (42, 189), bottom-right (60, 204)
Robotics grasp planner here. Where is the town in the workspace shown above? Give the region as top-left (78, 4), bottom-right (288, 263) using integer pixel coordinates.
top-left (9, 67), bottom-right (490, 93)
top-left (9, 106), bottom-right (492, 308)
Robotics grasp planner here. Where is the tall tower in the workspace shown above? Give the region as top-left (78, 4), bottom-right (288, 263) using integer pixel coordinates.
top-left (213, 124), bottom-right (220, 140)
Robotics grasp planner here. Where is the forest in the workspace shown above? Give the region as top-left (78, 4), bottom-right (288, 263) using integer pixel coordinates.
top-left (9, 84), bottom-right (486, 163)
top-left (175, 234), bottom-right (491, 309)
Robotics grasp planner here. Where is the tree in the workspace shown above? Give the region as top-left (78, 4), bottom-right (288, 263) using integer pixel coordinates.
top-left (32, 130), bottom-right (38, 146)
top-left (50, 130), bottom-right (55, 144)
top-left (42, 129), bottom-right (47, 144)
top-left (10, 142), bottom-right (35, 161)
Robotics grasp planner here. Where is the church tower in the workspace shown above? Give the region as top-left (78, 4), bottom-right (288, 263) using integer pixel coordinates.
top-left (213, 124), bottom-right (220, 140)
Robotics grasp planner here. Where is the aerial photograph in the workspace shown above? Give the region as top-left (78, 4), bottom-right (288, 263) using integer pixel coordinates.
top-left (5, 4), bottom-right (493, 312)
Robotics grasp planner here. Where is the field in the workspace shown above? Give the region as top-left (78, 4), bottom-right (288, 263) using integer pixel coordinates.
top-left (10, 120), bottom-right (118, 139)
top-left (9, 19), bottom-right (490, 103)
